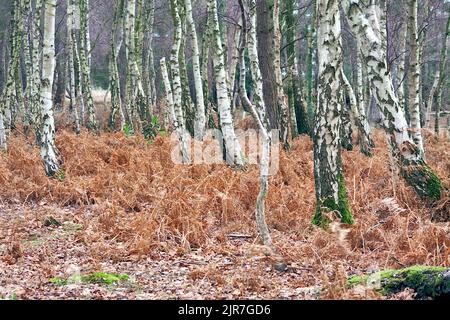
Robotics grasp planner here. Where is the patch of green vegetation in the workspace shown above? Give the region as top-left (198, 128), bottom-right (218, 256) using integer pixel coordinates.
top-left (50, 272), bottom-right (130, 287)
top-left (143, 116), bottom-right (166, 141)
top-left (55, 169), bottom-right (66, 182)
top-left (123, 123), bottom-right (135, 136)
top-left (63, 222), bottom-right (84, 235)
top-left (81, 272), bottom-right (129, 285)
top-left (347, 266), bottom-right (450, 299)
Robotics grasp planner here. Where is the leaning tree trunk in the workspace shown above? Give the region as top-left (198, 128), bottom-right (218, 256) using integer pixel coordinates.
top-left (207, 0), bottom-right (244, 167)
top-left (273, 0), bottom-right (290, 150)
top-left (185, 0), bottom-right (206, 140)
top-left (407, 0), bottom-right (424, 155)
top-left (312, 0), bottom-right (354, 227)
top-left (343, 0), bottom-right (444, 202)
top-left (238, 0), bottom-right (272, 247)
top-left (39, 0), bottom-right (61, 177)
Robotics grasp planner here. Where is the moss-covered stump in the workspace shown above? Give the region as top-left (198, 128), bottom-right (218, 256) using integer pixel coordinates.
top-left (402, 162), bottom-right (443, 202)
top-left (348, 266), bottom-right (450, 300)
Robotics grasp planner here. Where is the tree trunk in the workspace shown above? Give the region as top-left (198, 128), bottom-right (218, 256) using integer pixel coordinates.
top-left (273, 0), bottom-right (290, 150)
top-left (256, 0), bottom-right (279, 130)
top-left (109, 0), bottom-right (126, 131)
top-left (312, 0), bottom-right (354, 227)
top-left (39, 0), bottom-right (61, 177)
top-left (79, 0), bottom-right (97, 131)
top-left (169, 0), bottom-right (190, 163)
top-left (341, 70), bottom-right (374, 156)
top-left (343, 0), bottom-right (444, 203)
top-left (407, 0), bottom-right (424, 154)
top-left (238, 0), bottom-right (272, 247)
top-left (348, 266), bottom-right (450, 300)
top-left (207, 0), bottom-right (244, 167)
top-left (185, 0), bottom-right (206, 140)
top-left (426, 14), bottom-right (449, 130)
top-left (67, 0), bottom-right (81, 134)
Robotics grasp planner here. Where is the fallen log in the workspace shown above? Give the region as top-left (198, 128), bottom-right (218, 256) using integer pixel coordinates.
top-left (348, 266), bottom-right (450, 300)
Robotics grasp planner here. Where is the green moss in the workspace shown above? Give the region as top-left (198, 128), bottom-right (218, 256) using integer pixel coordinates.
top-left (50, 272), bottom-right (129, 287)
top-left (313, 174), bottom-right (354, 227)
top-left (403, 163), bottom-right (443, 202)
top-left (50, 277), bottom-right (69, 286)
top-left (81, 272), bottom-right (129, 285)
top-left (348, 266), bottom-right (450, 299)
top-left (337, 173), bottom-right (354, 225)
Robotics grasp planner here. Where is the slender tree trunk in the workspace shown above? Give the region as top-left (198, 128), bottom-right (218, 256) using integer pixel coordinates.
top-left (341, 70), bottom-right (375, 156)
top-left (67, 0), bottom-right (81, 134)
top-left (306, 0), bottom-right (317, 129)
top-left (79, 0), bottom-right (97, 131)
top-left (109, 0), bottom-right (126, 131)
top-left (344, 0), bottom-right (443, 202)
top-left (397, 4), bottom-right (407, 111)
top-left (273, 0), bottom-right (290, 149)
top-left (40, 0), bottom-right (61, 176)
top-left (185, 0), bottom-right (206, 140)
top-left (238, 0), bottom-right (272, 247)
top-left (407, 0), bottom-right (424, 154)
top-left (169, 0), bottom-right (190, 163)
top-left (426, 14), bottom-right (449, 130)
top-left (207, 0), bottom-right (244, 166)
top-left (312, 0), bottom-right (353, 227)
top-left (256, 0), bottom-right (279, 130)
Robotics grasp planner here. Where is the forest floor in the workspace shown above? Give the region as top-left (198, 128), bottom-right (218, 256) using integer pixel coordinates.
top-left (0, 114), bottom-right (449, 300)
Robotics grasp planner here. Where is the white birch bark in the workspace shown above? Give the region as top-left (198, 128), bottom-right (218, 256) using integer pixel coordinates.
top-left (237, 0), bottom-right (272, 246)
top-left (407, 0), bottom-right (424, 154)
top-left (313, 0), bottom-right (353, 226)
top-left (343, 0), bottom-right (443, 201)
top-left (40, 0), bottom-right (61, 176)
top-left (341, 70), bottom-right (375, 156)
top-left (169, 0), bottom-right (190, 163)
top-left (273, 0), bottom-right (290, 150)
top-left (185, 0), bottom-right (206, 140)
top-left (207, 0), bottom-right (244, 166)
top-left (67, 0), bottom-right (81, 134)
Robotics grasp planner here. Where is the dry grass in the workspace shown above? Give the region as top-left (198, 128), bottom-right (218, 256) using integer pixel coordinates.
top-left (0, 122), bottom-right (449, 298)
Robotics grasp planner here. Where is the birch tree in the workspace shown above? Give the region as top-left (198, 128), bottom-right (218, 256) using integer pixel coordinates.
top-left (67, 0), bottom-right (82, 134)
top-left (238, 0), bottom-right (272, 246)
top-left (109, 0), bottom-right (126, 130)
top-left (343, 0), bottom-right (443, 202)
top-left (312, 0), bottom-right (353, 227)
top-left (407, 0), bottom-right (424, 154)
top-left (426, 13), bottom-right (449, 130)
top-left (207, 0), bottom-right (244, 167)
top-left (79, 0), bottom-right (98, 131)
top-left (273, 0), bottom-right (290, 150)
top-left (39, 0), bottom-right (61, 176)
top-left (168, 0), bottom-right (190, 163)
top-left (185, 0), bottom-right (206, 140)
